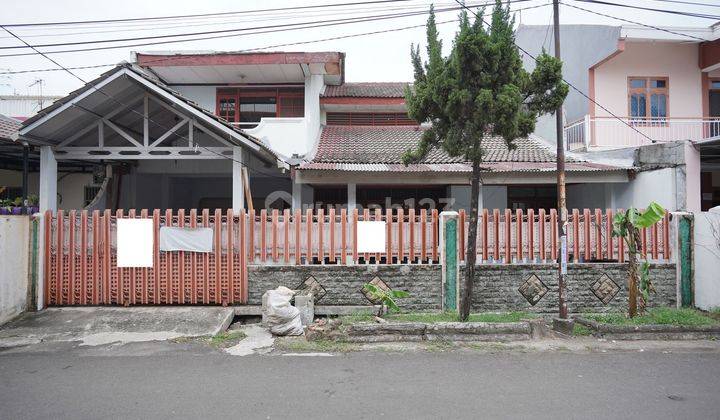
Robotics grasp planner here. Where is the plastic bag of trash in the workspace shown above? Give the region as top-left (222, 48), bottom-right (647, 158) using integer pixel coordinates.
top-left (264, 286), bottom-right (304, 336)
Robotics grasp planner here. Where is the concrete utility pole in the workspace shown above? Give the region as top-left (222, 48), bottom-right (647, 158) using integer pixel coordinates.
top-left (553, 0), bottom-right (569, 320)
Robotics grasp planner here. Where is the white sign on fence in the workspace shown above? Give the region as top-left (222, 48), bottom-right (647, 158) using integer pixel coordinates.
top-left (116, 218), bottom-right (154, 267)
top-left (356, 221), bottom-right (386, 253)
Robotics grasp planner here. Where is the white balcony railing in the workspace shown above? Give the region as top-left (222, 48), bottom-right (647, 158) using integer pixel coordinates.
top-left (563, 116), bottom-right (720, 150)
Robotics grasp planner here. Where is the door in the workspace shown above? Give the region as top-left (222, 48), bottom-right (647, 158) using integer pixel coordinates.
top-left (710, 89), bottom-right (720, 137)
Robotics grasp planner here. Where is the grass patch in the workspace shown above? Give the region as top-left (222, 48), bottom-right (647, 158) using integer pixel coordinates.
top-left (339, 311), bottom-right (538, 324)
top-left (573, 324), bottom-right (593, 336)
top-left (583, 308), bottom-right (718, 327)
top-left (208, 330), bottom-right (246, 348)
top-left (277, 338), bottom-right (355, 353)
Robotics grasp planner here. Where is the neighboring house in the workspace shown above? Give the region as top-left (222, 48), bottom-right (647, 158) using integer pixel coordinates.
top-left (0, 95), bottom-right (64, 121)
top-left (10, 45), bottom-right (711, 213)
top-left (518, 23), bottom-right (720, 211)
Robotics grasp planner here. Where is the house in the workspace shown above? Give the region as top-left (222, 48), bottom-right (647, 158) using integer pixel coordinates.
top-left (517, 23), bottom-right (720, 211)
top-left (6, 45), bottom-right (707, 214)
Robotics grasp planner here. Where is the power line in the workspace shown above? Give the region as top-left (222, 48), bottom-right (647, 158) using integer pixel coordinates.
top-left (562, 1), bottom-right (709, 42)
top-left (451, 0), bottom-right (655, 144)
top-left (639, 0), bottom-right (720, 8)
top-left (0, 1), bottom-right (545, 58)
top-left (569, 0), bottom-right (720, 20)
top-left (0, 25), bottom-right (289, 179)
top-left (0, 0), bottom-right (417, 27)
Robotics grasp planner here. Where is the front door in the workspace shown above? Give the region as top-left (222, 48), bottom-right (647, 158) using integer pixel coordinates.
top-left (710, 88), bottom-right (720, 137)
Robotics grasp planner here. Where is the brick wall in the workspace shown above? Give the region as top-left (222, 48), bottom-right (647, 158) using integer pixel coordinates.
top-left (247, 263), bottom-right (677, 314)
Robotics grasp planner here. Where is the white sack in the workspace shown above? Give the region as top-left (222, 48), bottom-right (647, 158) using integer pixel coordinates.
top-left (159, 226), bottom-right (213, 252)
top-left (264, 286), bottom-right (304, 336)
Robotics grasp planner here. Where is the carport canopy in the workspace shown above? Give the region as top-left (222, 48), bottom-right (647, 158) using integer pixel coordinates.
top-left (18, 63), bottom-right (288, 212)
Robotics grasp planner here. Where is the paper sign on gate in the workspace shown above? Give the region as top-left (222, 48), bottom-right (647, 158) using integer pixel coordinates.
top-left (116, 218), bottom-right (154, 267)
top-left (356, 221), bottom-right (386, 253)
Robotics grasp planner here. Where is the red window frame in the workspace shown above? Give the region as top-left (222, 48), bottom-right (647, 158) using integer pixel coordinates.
top-left (215, 87), bottom-right (304, 123)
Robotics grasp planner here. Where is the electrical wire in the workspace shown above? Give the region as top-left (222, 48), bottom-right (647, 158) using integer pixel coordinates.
top-left (569, 0), bottom-right (720, 20)
top-left (0, 25), bottom-right (290, 179)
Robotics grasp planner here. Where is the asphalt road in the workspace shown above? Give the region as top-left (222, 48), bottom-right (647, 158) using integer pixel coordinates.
top-left (1, 349), bottom-right (718, 420)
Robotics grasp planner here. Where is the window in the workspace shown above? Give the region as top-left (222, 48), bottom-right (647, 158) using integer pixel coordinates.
top-left (216, 87), bottom-right (303, 126)
top-left (326, 112), bottom-right (418, 126)
top-left (629, 77), bottom-right (668, 121)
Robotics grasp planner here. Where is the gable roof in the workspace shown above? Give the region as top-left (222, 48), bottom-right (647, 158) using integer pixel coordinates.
top-left (298, 125), bottom-right (622, 173)
top-left (20, 63), bottom-right (284, 165)
top-left (322, 82), bottom-right (409, 98)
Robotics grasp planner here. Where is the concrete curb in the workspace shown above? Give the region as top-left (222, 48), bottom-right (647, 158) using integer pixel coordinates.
top-left (339, 321), bottom-right (536, 343)
top-left (574, 317), bottom-right (720, 340)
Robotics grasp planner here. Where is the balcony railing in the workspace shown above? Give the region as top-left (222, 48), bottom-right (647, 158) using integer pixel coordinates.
top-left (564, 116), bottom-right (720, 150)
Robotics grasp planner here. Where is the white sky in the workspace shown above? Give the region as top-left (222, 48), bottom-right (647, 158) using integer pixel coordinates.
top-left (0, 0), bottom-right (717, 96)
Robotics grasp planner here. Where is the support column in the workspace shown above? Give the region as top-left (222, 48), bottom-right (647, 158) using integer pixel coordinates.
top-left (22, 143), bottom-right (29, 207)
top-left (304, 74), bottom-right (324, 152)
top-left (439, 211), bottom-right (460, 312)
top-left (682, 142), bottom-right (701, 212)
top-left (347, 183), bottom-right (357, 212)
top-left (232, 146), bottom-right (245, 212)
top-left (39, 146), bottom-right (57, 212)
top-left (292, 180), bottom-right (302, 210)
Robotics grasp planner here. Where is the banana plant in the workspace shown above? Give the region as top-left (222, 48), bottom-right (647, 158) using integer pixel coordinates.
top-left (363, 283), bottom-right (410, 317)
top-left (611, 202), bottom-right (666, 318)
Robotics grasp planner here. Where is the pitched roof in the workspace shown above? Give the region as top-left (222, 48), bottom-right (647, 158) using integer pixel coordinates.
top-left (20, 63), bottom-right (283, 164)
top-left (0, 114), bottom-right (21, 142)
top-left (322, 82), bottom-right (409, 98)
top-left (298, 125), bottom-right (622, 173)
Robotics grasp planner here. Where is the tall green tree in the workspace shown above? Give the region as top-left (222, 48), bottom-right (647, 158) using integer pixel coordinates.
top-left (405, 2), bottom-right (568, 320)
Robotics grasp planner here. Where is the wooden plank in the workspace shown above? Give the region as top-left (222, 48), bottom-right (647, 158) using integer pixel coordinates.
top-left (340, 209), bottom-right (347, 265)
top-left (363, 209), bottom-right (370, 263)
top-left (260, 209), bottom-right (267, 263)
top-left (538, 209), bottom-right (546, 262)
top-left (528, 209), bottom-right (534, 262)
top-left (397, 209), bottom-right (404, 264)
top-left (283, 209), bottom-right (290, 264)
top-left (573, 209), bottom-right (580, 263)
top-left (44, 211), bottom-right (52, 307)
top-left (214, 209), bottom-right (222, 304)
top-left (386, 208), bottom-right (393, 264)
top-left (189, 209), bottom-right (198, 305)
top-left (595, 208), bottom-right (603, 260)
top-left (482, 209), bottom-right (489, 263)
top-left (177, 209), bottom-right (185, 304)
top-left (116, 209), bottom-right (123, 306)
top-left (374, 208), bottom-right (382, 263)
top-left (329, 208), bottom-right (336, 263)
top-left (493, 209), bottom-right (500, 261)
top-left (431, 209), bottom-right (438, 262)
top-left (165, 209), bottom-right (173, 304)
top-left (248, 209), bottom-right (256, 263)
top-left (352, 209), bottom-right (358, 263)
top-left (408, 209), bottom-right (416, 263)
top-left (504, 209), bottom-right (511, 264)
top-left (127, 209), bottom-right (137, 305)
top-left (152, 209), bottom-right (160, 304)
top-left (318, 209), bottom-right (325, 263)
top-left (306, 208), bottom-right (313, 264)
top-left (420, 209), bottom-right (428, 263)
top-left (618, 209), bottom-right (625, 263)
top-left (583, 209), bottom-right (591, 261)
top-left (91, 210), bottom-right (100, 305)
top-left (202, 209), bottom-right (210, 304)
top-left (271, 209), bottom-right (279, 263)
top-left (242, 167), bottom-right (254, 213)
top-left (606, 209), bottom-right (614, 261)
top-left (68, 210), bottom-right (76, 305)
top-left (516, 209), bottom-right (523, 262)
top-left (663, 213), bottom-right (670, 260)
top-left (227, 209), bottom-right (234, 304)
top-left (550, 209), bottom-right (557, 261)
top-left (103, 209), bottom-right (111, 304)
top-left (651, 219), bottom-right (659, 260)
top-left (295, 209), bottom-right (301, 265)
top-left (239, 210), bottom-right (247, 303)
top-left (80, 210), bottom-right (88, 305)
top-left (140, 209), bottom-right (149, 305)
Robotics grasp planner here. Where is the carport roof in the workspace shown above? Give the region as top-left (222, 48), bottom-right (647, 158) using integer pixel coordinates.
top-left (20, 62), bottom-right (284, 165)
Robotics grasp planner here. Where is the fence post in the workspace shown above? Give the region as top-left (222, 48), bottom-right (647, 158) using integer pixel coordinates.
top-left (673, 212), bottom-right (694, 307)
top-left (439, 211), bottom-right (460, 312)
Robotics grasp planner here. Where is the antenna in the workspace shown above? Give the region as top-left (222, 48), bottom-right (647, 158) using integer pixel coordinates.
top-left (27, 78), bottom-right (44, 111)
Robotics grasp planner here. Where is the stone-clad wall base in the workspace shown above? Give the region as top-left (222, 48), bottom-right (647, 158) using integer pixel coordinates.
top-left (247, 263), bottom-right (676, 314)
top-left (462, 263), bottom-right (677, 314)
top-left (247, 265), bottom-right (442, 311)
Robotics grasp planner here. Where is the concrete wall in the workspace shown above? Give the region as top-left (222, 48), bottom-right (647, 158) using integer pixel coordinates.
top-left (609, 168), bottom-right (678, 210)
top-left (482, 185), bottom-right (507, 210)
top-left (0, 216), bottom-right (30, 324)
top-left (594, 42), bottom-right (702, 119)
top-left (693, 211), bottom-right (720, 310)
top-left (247, 262), bottom-right (676, 314)
top-left (516, 24), bottom-right (621, 143)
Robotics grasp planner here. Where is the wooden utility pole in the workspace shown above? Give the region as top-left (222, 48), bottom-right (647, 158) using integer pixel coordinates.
top-left (553, 0), bottom-right (568, 319)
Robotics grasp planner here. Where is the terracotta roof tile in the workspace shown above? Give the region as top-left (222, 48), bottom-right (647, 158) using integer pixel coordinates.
top-left (322, 82), bottom-right (409, 98)
top-left (299, 125), bottom-right (621, 173)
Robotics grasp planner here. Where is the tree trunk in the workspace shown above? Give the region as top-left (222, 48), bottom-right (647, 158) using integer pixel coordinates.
top-left (627, 225), bottom-right (638, 318)
top-left (460, 160), bottom-right (481, 321)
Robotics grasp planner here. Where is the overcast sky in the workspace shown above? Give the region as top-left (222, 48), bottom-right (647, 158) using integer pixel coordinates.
top-left (0, 0), bottom-right (717, 96)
